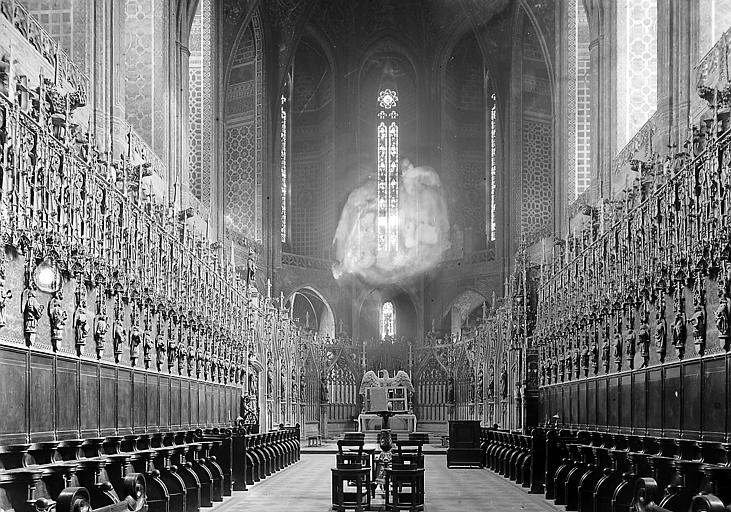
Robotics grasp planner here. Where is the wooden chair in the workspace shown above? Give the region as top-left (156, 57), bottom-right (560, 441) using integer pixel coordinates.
top-left (332, 440), bottom-right (371, 512)
top-left (304, 422), bottom-right (321, 447)
top-left (384, 441), bottom-right (425, 511)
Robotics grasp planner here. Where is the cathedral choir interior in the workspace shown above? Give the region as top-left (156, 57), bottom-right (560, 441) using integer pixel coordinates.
top-left (2, 0), bottom-right (731, 511)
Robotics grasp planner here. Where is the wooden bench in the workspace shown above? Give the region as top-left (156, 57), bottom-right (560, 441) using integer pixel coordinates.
top-left (305, 422), bottom-right (322, 447)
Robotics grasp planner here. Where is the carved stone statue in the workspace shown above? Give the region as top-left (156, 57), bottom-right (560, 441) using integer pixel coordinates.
top-left (130, 324), bottom-right (143, 366)
top-left (155, 331), bottom-right (166, 371)
top-left (638, 310), bottom-right (650, 367)
top-left (74, 297), bottom-right (89, 353)
top-left (23, 287), bottom-right (44, 346)
top-left (613, 328), bottom-right (622, 371)
top-left (113, 317), bottom-right (125, 363)
top-left (94, 298), bottom-right (109, 359)
top-left (320, 375), bottom-right (329, 403)
top-left (266, 357), bottom-right (273, 398)
top-left (655, 304), bottom-right (667, 361)
top-left (487, 366), bottom-right (495, 398)
top-left (48, 291), bottom-right (67, 350)
top-left (624, 322), bottom-right (636, 370)
top-left (602, 336), bottom-right (610, 373)
top-left (672, 311), bottom-right (686, 358)
top-left (246, 247), bottom-right (257, 288)
top-left (499, 365), bottom-right (508, 399)
top-left (0, 287), bottom-right (12, 328)
top-left (690, 304), bottom-right (706, 355)
top-left (716, 294), bottom-right (730, 351)
top-left (447, 376), bottom-right (455, 403)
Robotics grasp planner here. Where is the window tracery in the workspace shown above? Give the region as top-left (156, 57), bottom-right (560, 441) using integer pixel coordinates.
top-left (381, 301), bottom-right (395, 339)
top-left (377, 88), bottom-right (399, 253)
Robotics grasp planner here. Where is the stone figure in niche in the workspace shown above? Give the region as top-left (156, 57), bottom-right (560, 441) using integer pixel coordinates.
top-left (23, 287), bottom-right (44, 346)
top-left (320, 375), bottom-right (329, 403)
top-left (249, 369), bottom-right (258, 397)
top-left (446, 376), bottom-right (455, 403)
top-left (187, 343), bottom-right (195, 375)
top-left (638, 308), bottom-right (650, 367)
top-left (573, 346), bottom-right (581, 379)
top-left (476, 368), bottom-right (484, 402)
top-left (624, 316), bottom-right (636, 370)
top-left (74, 296), bottom-right (89, 353)
top-left (94, 297), bottom-right (109, 359)
top-left (246, 247), bottom-right (257, 289)
top-left (291, 368), bottom-right (298, 402)
top-left (0, 285), bottom-right (12, 329)
top-left (690, 304), bottom-right (706, 356)
top-left (544, 357), bottom-right (552, 385)
top-left (48, 290), bottom-right (67, 350)
top-left (469, 372), bottom-right (476, 402)
top-left (672, 310), bottom-right (686, 358)
top-left (613, 325), bottom-right (622, 371)
top-left (590, 335), bottom-right (599, 375)
top-left (113, 316), bottom-right (125, 363)
top-left (130, 323), bottom-right (143, 367)
top-left (487, 366), bottom-right (495, 398)
top-left (155, 330), bottom-right (166, 371)
top-left (300, 368), bottom-right (306, 400)
top-left (266, 358), bottom-right (273, 398)
top-left (565, 343), bottom-right (572, 380)
top-left (500, 365), bottom-right (508, 399)
top-left (168, 328), bottom-right (178, 372)
top-left (715, 290), bottom-right (730, 351)
top-left (655, 302), bottom-right (667, 361)
top-left (280, 366), bottom-right (287, 400)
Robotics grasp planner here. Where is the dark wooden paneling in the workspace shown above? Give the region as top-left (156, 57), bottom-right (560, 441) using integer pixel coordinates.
top-left (608, 377), bottom-right (619, 427)
top-left (578, 381), bottom-right (586, 426)
top-left (596, 378), bottom-right (607, 427)
top-left (160, 376), bottom-right (169, 428)
top-left (586, 380), bottom-right (596, 428)
top-left (570, 382), bottom-right (579, 425)
top-left (100, 366), bottom-right (116, 431)
top-left (199, 383), bottom-right (207, 425)
top-left (620, 374), bottom-right (632, 431)
top-left (703, 357), bottom-right (726, 439)
top-left (647, 369), bottom-right (662, 431)
top-left (80, 363), bottom-right (99, 433)
top-left (0, 347), bottom-right (27, 440)
top-left (190, 381), bottom-right (198, 425)
top-left (56, 358), bottom-right (78, 436)
top-left (147, 374), bottom-right (159, 429)
top-left (663, 365), bottom-right (681, 436)
top-left (683, 362), bottom-right (701, 437)
top-left (133, 372), bottom-right (146, 428)
top-left (632, 371), bottom-right (646, 431)
top-left (30, 353), bottom-right (54, 439)
top-left (171, 378), bottom-right (181, 427)
top-left (118, 369), bottom-right (132, 432)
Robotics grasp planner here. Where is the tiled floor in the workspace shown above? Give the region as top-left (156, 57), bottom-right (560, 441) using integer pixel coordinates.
top-left (212, 454), bottom-right (561, 511)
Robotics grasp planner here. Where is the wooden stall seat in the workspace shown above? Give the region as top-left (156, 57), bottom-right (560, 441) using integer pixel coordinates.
top-left (479, 426), bottom-right (731, 512)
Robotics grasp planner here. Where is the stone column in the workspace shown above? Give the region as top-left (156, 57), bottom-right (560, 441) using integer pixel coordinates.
top-left (90, 0), bottom-right (111, 152)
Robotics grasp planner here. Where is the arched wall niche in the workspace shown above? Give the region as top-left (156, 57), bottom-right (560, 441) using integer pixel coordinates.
top-left (222, 9), bottom-right (265, 244)
top-left (353, 37), bottom-right (420, 194)
top-left (441, 289), bottom-right (488, 336)
top-left (357, 287), bottom-right (418, 341)
top-left (441, 32), bottom-right (488, 257)
top-left (515, 4), bottom-right (555, 243)
top-left (286, 286), bottom-right (336, 339)
top-left (288, 31), bottom-right (336, 259)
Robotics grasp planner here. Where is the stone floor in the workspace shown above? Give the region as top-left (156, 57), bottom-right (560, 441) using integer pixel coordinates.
top-left (212, 454), bottom-right (561, 511)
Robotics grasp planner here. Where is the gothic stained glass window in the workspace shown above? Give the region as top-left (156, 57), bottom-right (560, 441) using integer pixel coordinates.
top-left (377, 89), bottom-right (399, 253)
top-left (490, 92), bottom-right (497, 241)
top-left (280, 92), bottom-right (288, 243)
top-left (381, 301), bottom-right (395, 339)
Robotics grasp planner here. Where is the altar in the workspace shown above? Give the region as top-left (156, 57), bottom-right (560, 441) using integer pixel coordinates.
top-left (358, 412), bottom-right (417, 433)
top-left (358, 382), bottom-right (417, 433)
